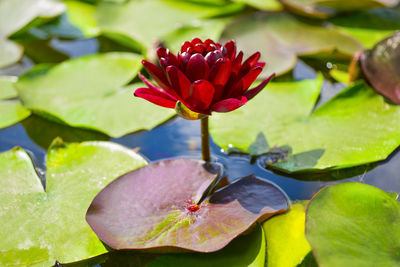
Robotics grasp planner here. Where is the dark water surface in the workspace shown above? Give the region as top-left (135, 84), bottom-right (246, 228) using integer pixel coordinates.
top-left (1, 38), bottom-right (400, 202)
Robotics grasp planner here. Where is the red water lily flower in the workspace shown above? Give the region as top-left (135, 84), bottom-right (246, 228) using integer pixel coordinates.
top-left (134, 38), bottom-right (274, 118)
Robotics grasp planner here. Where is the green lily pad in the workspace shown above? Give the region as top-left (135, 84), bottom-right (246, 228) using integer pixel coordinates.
top-left (86, 159), bottom-right (288, 252)
top-left (221, 12), bottom-right (362, 77)
top-left (16, 53), bottom-right (175, 137)
top-left (95, 0), bottom-right (243, 52)
top-left (232, 0), bottom-right (283, 11)
top-left (209, 76), bottom-right (400, 172)
top-left (279, 0), bottom-right (399, 19)
top-left (0, 76), bottom-right (17, 99)
top-left (306, 182), bottom-right (400, 267)
top-left (0, 0), bottom-right (65, 68)
top-left (0, 100), bottom-right (31, 129)
top-left (361, 32), bottom-right (400, 104)
top-left (329, 7), bottom-right (400, 48)
top-left (0, 76), bottom-right (30, 129)
top-left (0, 0), bottom-right (65, 37)
top-left (263, 203), bottom-right (311, 267)
top-left (0, 140), bottom-right (147, 266)
top-left (0, 39), bottom-right (23, 68)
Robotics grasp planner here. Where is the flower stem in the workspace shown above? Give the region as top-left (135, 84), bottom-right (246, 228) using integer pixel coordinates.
top-left (201, 117), bottom-right (211, 162)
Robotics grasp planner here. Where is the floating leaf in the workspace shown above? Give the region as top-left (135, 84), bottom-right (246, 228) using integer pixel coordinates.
top-left (279, 0), bottom-right (399, 19)
top-left (16, 53), bottom-right (175, 137)
top-left (361, 32), bottom-right (400, 104)
top-left (232, 0), bottom-right (283, 11)
top-left (263, 203), bottom-right (311, 267)
top-left (0, 141), bottom-right (147, 266)
top-left (0, 76), bottom-right (30, 129)
top-left (0, 0), bottom-right (65, 37)
top-left (0, 39), bottom-right (23, 68)
top-left (86, 158), bottom-right (288, 252)
top-left (221, 12), bottom-right (362, 77)
top-left (0, 76), bottom-right (17, 100)
top-left (0, 0), bottom-right (65, 67)
top-left (306, 182), bottom-right (400, 267)
top-left (210, 76), bottom-right (400, 172)
top-left (95, 0), bottom-right (243, 52)
top-left (0, 100), bottom-right (31, 129)
top-left (329, 7), bottom-right (400, 48)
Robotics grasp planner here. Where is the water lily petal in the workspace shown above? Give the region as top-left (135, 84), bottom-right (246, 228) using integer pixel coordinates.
top-left (191, 37), bottom-right (202, 45)
top-left (138, 73), bottom-right (179, 100)
top-left (229, 67), bottom-right (263, 98)
top-left (141, 60), bottom-right (170, 91)
top-left (244, 73), bottom-right (275, 100)
top-left (240, 52), bottom-right (261, 77)
top-left (186, 53), bottom-right (210, 81)
top-left (187, 80), bottom-right (215, 110)
top-left (134, 87), bottom-right (177, 108)
top-left (255, 62), bottom-right (266, 68)
top-left (178, 52), bottom-right (190, 70)
top-left (159, 57), bottom-right (168, 68)
top-left (205, 50), bottom-right (223, 66)
top-left (156, 47), bottom-right (167, 60)
top-left (211, 96), bottom-right (248, 112)
top-left (166, 65), bottom-right (191, 99)
top-left (243, 52), bottom-right (261, 69)
top-left (204, 39), bottom-right (217, 52)
top-left (181, 41), bottom-right (192, 53)
top-left (167, 51), bottom-right (179, 66)
top-left (158, 49), bottom-right (178, 67)
top-left (194, 43), bottom-right (206, 54)
top-left (232, 51), bottom-right (244, 75)
top-left (224, 40), bottom-right (236, 61)
top-left (210, 58), bottom-right (232, 101)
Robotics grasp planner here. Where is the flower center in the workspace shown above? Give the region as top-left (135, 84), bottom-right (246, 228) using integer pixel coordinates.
top-left (187, 204), bottom-right (200, 212)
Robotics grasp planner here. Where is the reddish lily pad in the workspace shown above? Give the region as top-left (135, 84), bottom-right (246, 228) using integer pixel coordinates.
top-left (361, 31), bottom-right (400, 104)
top-left (86, 158), bottom-right (288, 252)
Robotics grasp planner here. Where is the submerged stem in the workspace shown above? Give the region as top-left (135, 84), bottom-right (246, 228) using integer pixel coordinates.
top-left (201, 117), bottom-right (211, 162)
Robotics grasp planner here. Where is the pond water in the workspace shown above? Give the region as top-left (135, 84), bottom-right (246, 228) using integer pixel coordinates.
top-left (1, 38), bottom-right (400, 204)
